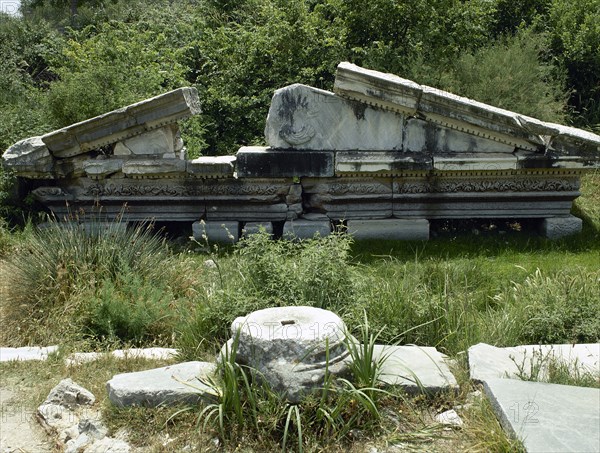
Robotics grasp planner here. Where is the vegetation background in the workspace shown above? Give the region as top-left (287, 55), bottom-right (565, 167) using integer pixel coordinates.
top-left (1, 0), bottom-right (599, 157)
top-left (1, 2), bottom-right (599, 450)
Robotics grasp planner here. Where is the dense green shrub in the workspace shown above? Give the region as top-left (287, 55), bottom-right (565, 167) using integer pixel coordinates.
top-left (1, 219), bottom-right (198, 345)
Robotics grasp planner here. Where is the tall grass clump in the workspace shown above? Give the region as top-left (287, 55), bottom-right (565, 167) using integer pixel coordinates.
top-left (493, 268), bottom-right (600, 344)
top-left (1, 219), bottom-right (198, 346)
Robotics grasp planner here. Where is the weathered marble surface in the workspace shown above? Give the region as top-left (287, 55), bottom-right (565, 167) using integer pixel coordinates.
top-left (484, 378), bottom-right (600, 453)
top-left (265, 84), bottom-right (404, 150)
top-left (106, 361), bottom-right (217, 407)
top-left (468, 342), bottom-right (599, 383)
top-left (334, 62), bottom-right (600, 159)
top-left (42, 87), bottom-right (200, 158)
top-left (228, 306), bottom-right (352, 403)
top-left (3, 136), bottom-right (55, 178)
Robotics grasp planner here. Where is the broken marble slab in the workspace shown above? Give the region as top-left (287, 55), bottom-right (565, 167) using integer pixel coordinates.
top-left (112, 126), bottom-right (177, 157)
top-left (236, 146), bottom-right (334, 177)
top-left (42, 87), bottom-right (200, 158)
top-left (265, 83), bottom-right (404, 150)
top-left (2, 136), bottom-right (56, 178)
top-left (0, 346), bottom-right (59, 362)
top-left (483, 378), bottom-right (600, 453)
top-left (468, 343), bottom-right (600, 383)
top-left (334, 62), bottom-right (600, 157)
top-left (106, 361), bottom-right (217, 407)
top-left (65, 348), bottom-right (178, 366)
top-left (373, 344), bottom-right (458, 394)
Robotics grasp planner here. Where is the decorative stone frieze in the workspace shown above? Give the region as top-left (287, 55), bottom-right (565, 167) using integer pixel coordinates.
top-left (3, 64), bottom-right (600, 240)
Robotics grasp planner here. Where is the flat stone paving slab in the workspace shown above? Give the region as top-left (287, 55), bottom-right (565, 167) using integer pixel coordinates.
top-left (106, 361), bottom-right (217, 407)
top-left (483, 378), bottom-right (600, 453)
top-left (0, 346), bottom-right (59, 362)
top-left (468, 343), bottom-right (600, 383)
top-left (373, 345), bottom-right (458, 394)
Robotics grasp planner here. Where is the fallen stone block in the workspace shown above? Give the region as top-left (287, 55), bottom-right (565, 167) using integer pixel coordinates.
top-left (0, 345), bottom-right (59, 362)
top-left (44, 378), bottom-right (96, 409)
top-left (265, 84), bottom-right (404, 151)
top-left (106, 361), bottom-right (217, 407)
top-left (483, 378), bottom-right (600, 453)
top-left (65, 348), bottom-right (178, 366)
top-left (373, 344), bottom-right (458, 395)
top-left (468, 342), bottom-right (600, 383)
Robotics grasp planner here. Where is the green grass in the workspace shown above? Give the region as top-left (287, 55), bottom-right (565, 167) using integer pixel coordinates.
top-left (0, 173), bottom-right (598, 451)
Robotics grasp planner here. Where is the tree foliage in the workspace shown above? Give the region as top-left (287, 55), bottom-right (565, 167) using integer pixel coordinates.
top-left (0, 0), bottom-right (598, 158)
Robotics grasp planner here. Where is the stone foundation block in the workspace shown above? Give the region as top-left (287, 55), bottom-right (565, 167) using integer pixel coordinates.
top-left (540, 215), bottom-right (582, 239)
top-left (192, 221), bottom-right (239, 243)
top-left (236, 147), bottom-right (334, 177)
top-left (347, 219), bottom-right (429, 240)
top-left (283, 219), bottom-right (331, 239)
top-left (242, 222), bottom-right (273, 237)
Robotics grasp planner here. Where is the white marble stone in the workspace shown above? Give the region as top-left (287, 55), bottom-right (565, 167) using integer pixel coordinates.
top-left (230, 306), bottom-right (352, 403)
top-left (282, 219), bottom-right (331, 239)
top-left (2, 136), bottom-right (55, 178)
top-left (468, 343), bottom-right (599, 383)
top-left (114, 127), bottom-right (175, 156)
top-left (106, 361), bottom-right (217, 407)
top-left (347, 219), bottom-right (429, 241)
top-left (0, 346), bottom-right (59, 362)
top-left (483, 378), bottom-right (600, 453)
top-left (373, 345), bottom-right (458, 394)
top-left (265, 84), bottom-right (404, 150)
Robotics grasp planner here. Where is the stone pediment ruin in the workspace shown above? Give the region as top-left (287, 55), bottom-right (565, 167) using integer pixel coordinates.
top-left (3, 62), bottom-right (600, 240)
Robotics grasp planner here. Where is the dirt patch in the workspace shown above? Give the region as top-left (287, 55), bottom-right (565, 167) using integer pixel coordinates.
top-left (1, 386), bottom-right (54, 452)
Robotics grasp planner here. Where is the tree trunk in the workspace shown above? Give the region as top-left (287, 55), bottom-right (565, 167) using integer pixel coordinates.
top-left (70, 0), bottom-right (77, 16)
